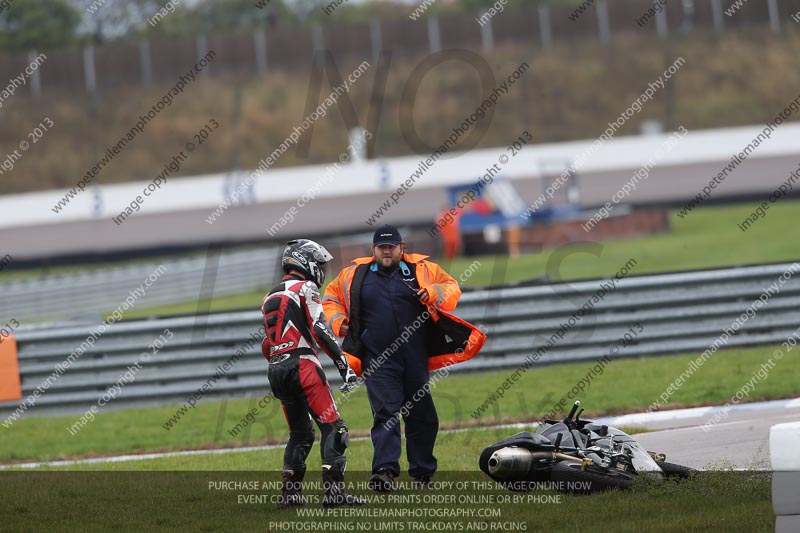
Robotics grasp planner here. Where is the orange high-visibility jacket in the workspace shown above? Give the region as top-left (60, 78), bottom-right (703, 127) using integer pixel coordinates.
top-left (322, 253), bottom-right (486, 376)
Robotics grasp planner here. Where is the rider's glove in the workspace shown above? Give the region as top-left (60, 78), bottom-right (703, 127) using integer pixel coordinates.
top-left (339, 367), bottom-right (358, 394)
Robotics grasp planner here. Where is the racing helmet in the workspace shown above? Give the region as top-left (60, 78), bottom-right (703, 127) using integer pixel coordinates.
top-left (281, 239), bottom-right (334, 287)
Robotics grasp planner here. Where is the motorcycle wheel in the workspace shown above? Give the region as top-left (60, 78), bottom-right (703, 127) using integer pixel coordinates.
top-left (655, 460), bottom-right (695, 479)
top-left (550, 461), bottom-right (632, 493)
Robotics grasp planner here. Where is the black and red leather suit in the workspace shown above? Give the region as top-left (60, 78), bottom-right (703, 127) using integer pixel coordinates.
top-left (261, 273), bottom-right (351, 477)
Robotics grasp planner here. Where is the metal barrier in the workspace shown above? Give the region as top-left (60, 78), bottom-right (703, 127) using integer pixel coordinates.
top-left (1, 262), bottom-right (798, 417)
top-left (0, 247), bottom-right (280, 323)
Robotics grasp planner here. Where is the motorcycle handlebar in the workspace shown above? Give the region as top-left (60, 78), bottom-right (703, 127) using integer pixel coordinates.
top-left (563, 400), bottom-right (581, 424)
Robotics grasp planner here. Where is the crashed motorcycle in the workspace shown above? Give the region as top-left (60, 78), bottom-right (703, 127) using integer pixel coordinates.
top-left (479, 400), bottom-right (693, 493)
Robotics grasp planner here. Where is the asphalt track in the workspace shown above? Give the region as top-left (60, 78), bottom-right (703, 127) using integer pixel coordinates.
top-left (614, 401), bottom-right (800, 470)
top-left (5, 141), bottom-right (800, 260)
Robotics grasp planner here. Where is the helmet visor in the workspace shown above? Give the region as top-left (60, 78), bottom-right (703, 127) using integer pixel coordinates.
top-left (309, 244), bottom-right (333, 263)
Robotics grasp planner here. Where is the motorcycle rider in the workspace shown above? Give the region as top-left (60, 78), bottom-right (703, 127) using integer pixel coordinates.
top-left (261, 239), bottom-right (366, 508)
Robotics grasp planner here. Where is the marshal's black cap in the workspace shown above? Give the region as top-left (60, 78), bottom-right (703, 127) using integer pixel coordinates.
top-left (373, 224), bottom-right (402, 246)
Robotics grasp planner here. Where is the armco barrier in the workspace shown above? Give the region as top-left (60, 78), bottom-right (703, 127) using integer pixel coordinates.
top-left (0, 261), bottom-right (798, 418)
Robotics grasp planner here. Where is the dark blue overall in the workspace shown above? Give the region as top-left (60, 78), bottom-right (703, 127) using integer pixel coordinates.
top-left (358, 261), bottom-right (438, 478)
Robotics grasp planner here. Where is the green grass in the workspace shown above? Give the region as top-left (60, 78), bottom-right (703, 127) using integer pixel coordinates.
top-left (437, 199), bottom-right (800, 286)
top-left (0, 431), bottom-right (773, 532)
top-left (116, 200), bottom-right (800, 319)
top-left (4, 338), bottom-right (782, 529)
top-left (2, 342), bottom-right (797, 464)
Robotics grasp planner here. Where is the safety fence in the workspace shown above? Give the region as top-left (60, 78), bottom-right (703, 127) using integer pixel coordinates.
top-left (0, 247), bottom-right (279, 323)
top-left (0, 0), bottom-right (795, 95)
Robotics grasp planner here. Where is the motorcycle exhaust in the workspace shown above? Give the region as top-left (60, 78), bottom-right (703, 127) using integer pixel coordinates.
top-left (487, 448), bottom-right (533, 477)
top-left (487, 448), bottom-right (579, 477)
